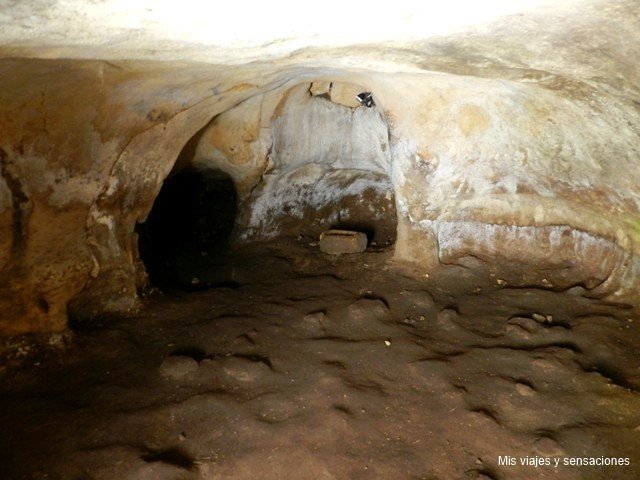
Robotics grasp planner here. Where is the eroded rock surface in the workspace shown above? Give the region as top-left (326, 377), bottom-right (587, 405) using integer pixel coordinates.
top-left (0, 0), bottom-right (639, 335)
top-left (0, 244), bottom-right (638, 479)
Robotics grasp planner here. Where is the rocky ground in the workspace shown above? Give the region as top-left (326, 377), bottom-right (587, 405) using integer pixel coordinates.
top-left (1, 241), bottom-right (639, 480)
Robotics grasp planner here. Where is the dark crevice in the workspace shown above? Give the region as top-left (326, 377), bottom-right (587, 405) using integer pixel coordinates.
top-left (138, 165), bottom-right (238, 291)
top-left (357, 293), bottom-right (390, 308)
top-left (237, 333), bottom-right (257, 345)
top-left (332, 404), bottom-right (353, 415)
top-left (36, 296), bottom-right (50, 313)
top-left (411, 355), bottom-right (459, 364)
top-left (579, 361), bottom-right (639, 393)
top-left (507, 313), bottom-right (572, 330)
top-left (339, 376), bottom-right (388, 395)
top-left (467, 406), bottom-right (502, 425)
top-left (140, 447), bottom-right (196, 470)
top-left (308, 336), bottom-right (376, 343)
top-left (500, 376), bottom-right (537, 391)
top-left (468, 341), bottom-right (583, 354)
top-left (170, 347), bottom-right (207, 361)
top-left (323, 360), bottom-right (347, 370)
top-left (0, 147), bottom-right (30, 264)
top-left (464, 466), bottom-right (500, 480)
top-left (231, 353), bottom-right (274, 370)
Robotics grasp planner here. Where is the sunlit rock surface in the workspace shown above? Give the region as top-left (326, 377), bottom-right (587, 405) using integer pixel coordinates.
top-left (0, 0), bottom-right (639, 333)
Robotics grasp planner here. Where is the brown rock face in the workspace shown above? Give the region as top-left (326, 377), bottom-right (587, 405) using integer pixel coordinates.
top-left (240, 167), bottom-right (397, 245)
top-left (0, 59), bottom-right (268, 333)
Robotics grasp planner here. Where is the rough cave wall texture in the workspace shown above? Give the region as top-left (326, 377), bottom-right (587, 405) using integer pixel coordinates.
top-left (0, 60), bottom-right (277, 334)
top-left (237, 82), bottom-right (397, 243)
top-left (1, 0), bottom-right (640, 334)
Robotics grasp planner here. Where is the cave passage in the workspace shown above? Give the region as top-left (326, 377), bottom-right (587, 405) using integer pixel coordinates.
top-left (2, 1), bottom-right (640, 478)
top-left (138, 166), bottom-right (238, 290)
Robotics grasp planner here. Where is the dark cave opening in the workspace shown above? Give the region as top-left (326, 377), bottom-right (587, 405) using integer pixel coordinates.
top-left (137, 166), bottom-right (238, 290)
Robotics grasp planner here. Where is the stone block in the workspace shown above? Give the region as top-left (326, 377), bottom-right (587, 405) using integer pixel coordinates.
top-left (319, 230), bottom-right (367, 254)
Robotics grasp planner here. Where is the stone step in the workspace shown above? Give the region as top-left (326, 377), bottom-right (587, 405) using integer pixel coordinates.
top-left (319, 229), bottom-right (368, 255)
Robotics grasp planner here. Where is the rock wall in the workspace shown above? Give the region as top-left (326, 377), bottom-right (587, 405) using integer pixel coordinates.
top-left (237, 82), bottom-right (396, 243)
top-left (0, 59), bottom-right (271, 333)
top-left (376, 73), bottom-right (640, 300)
top-left (1, 43), bottom-right (640, 334)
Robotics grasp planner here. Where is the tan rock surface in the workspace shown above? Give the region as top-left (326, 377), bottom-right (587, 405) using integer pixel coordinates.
top-left (0, 1), bottom-right (639, 332)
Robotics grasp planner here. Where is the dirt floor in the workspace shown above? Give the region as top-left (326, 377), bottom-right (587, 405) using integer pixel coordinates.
top-left (1, 241), bottom-right (639, 480)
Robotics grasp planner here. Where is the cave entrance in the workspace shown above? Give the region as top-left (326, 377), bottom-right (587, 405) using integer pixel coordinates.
top-left (137, 165), bottom-right (238, 290)
top-left (138, 81), bottom-right (400, 291)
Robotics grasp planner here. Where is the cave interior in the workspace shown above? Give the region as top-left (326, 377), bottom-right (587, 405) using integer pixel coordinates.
top-left (1, 1), bottom-right (640, 479)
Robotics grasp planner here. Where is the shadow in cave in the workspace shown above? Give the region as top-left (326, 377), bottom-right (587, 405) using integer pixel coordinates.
top-left (137, 166), bottom-right (239, 291)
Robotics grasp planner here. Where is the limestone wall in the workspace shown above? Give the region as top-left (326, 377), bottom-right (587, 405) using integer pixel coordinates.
top-left (1, 13), bottom-right (640, 333)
